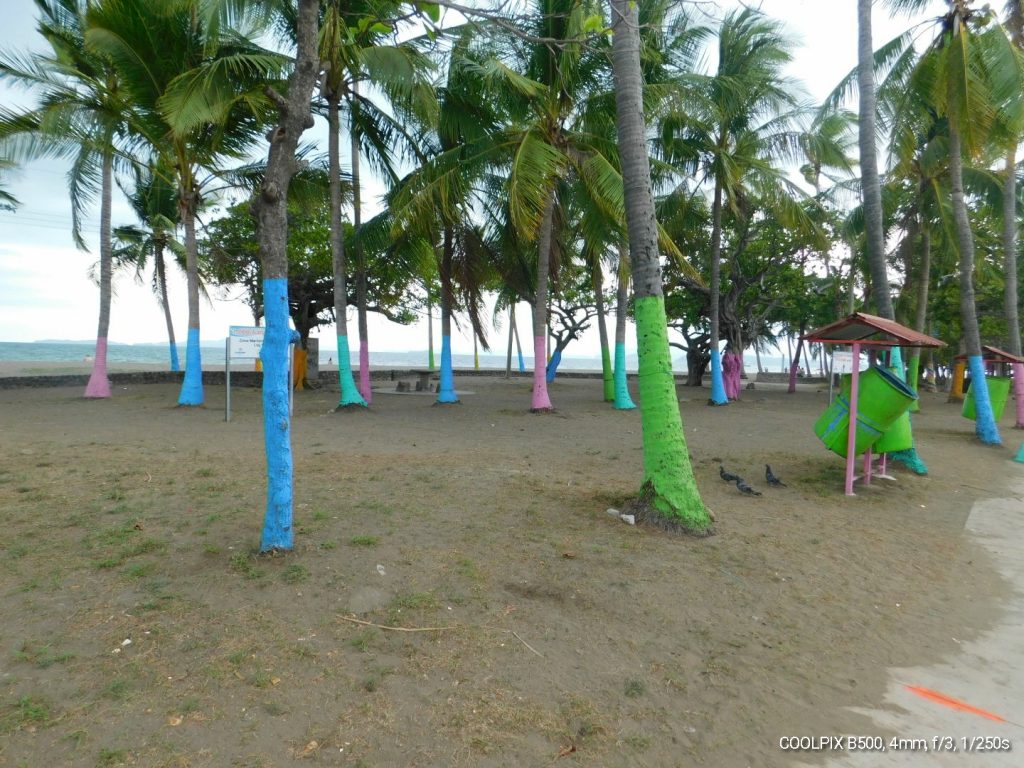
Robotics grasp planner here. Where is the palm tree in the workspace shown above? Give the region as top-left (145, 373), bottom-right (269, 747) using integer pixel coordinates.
top-left (86, 0), bottom-right (284, 407)
top-left (0, 0), bottom-right (131, 399)
top-left (610, 0), bottom-right (711, 533)
top-left (0, 158), bottom-right (19, 211)
top-left (661, 8), bottom-right (804, 407)
top-left (316, 0), bottom-right (434, 406)
top-left (612, 243), bottom-right (636, 409)
top-left (898, 1), bottom-right (1022, 444)
top-left (111, 158), bottom-right (183, 371)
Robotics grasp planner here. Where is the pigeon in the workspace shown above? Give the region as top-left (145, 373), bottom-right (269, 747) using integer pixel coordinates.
top-left (765, 465), bottom-right (786, 487)
top-left (720, 465), bottom-right (743, 483)
top-left (735, 479), bottom-right (762, 496)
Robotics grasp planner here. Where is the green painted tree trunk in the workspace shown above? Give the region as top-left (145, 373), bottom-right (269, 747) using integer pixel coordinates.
top-left (610, 0), bottom-right (711, 533)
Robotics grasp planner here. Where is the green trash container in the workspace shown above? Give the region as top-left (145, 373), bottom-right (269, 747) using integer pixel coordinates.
top-left (961, 377), bottom-right (1011, 421)
top-left (814, 366), bottom-right (918, 457)
top-left (874, 410), bottom-right (914, 454)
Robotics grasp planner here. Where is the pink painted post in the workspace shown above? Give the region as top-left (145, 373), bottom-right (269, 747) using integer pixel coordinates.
top-left (862, 447), bottom-right (873, 486)
top-left (879, 452), bottom-right (887, 476)
top-left (845, 343), bottom-right (861, 496)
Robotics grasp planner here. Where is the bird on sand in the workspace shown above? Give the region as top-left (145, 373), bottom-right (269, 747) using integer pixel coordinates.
top-left (765, 465), bottom-right (786, 487)
top-left (720, 465), bottom-right (743, 483)
top-left (736, 479), bottom-right (762, 496)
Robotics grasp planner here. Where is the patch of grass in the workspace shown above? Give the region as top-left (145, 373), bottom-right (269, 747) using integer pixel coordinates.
top-left (312, 510), bottom-right (330, 522)
top-left (97, 748), bottom-right (128, 766)
top-left (349, 535), bottom-right (379, 547)
top-left (122, 562), bottom-right (156, 581)
top-left (195, 468), bottom-right (215, 478)
top-left (101, 679), bottom-right (130, 701)
top-left (1, 695), bottom-right (51, 733)
top-left (456, 557), bottom-right (482, 581)
top-left (320, 540), bottom-right (337, 550)
top-left (249, 671), bottom-right (272, 689)
top-left (350, 630), bottom-right (375, 653)
top-left (281, 564), bottom-right (309, 584)
top-left (15, 642), bottom-right (74, 669)
top-left (203, 544), bottom-right (222, 555)
top-left (229, 553), bottom-right (263, 581)
top-left (623, 679), bottom-right (646, 698)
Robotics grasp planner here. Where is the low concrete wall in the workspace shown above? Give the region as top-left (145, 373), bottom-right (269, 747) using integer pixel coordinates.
top-left (755, 372), bottom-right (828, 385)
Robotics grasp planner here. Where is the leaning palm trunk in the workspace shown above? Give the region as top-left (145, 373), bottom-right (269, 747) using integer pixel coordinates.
top-left (85, 150), bottom-right (114, 398)
top-left (530, 193), bottom-right (556, 411)
top-left (437, 227), bottom-right (459, 403)
top-left (610, 0), bottom-right (711, 533)
top-left (177, 192), bottom-right (203, 406)
top-left (907, 222), bottom-right (930, 411)
top-left (153, 238), bottom-right (179, 372)
top-left (329, 96), bottom-right (365, 407)
top-left (351, 84), bottom-right (372, 404)
top-left (613, 243), bottom-right (635, 410)
top-left (252, 0), bottom-right (320, 551)
top-left (1002, 148), bottom-right (1024, 428)
top-left (707, 180), bottom-right (728, 405)
top-left (592, 259), bottom-right (614, 401)
top-left (858, 0), bottom-right (927, 470)
top-left (949, 124), bottom-right (1000, 445)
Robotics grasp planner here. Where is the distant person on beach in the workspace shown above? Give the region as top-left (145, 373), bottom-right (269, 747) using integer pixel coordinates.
top-left (84, 354), bottom-right (92, 362)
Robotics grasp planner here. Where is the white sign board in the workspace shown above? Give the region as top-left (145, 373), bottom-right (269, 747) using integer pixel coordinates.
top-left (229, 326), bottom-right (265, 359)
top-left (831, 350), bottom-right (868, 373)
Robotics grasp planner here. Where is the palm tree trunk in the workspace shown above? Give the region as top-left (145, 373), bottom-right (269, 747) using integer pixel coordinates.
top-left (85, 149), bottom-right (113, 398)
top-left (1003, 148), bottom-right (1024, 427)
top-left (530, 193), bottom-right (555, 411)
top-left (908, 219), bottom-right (930, 411)
top-left (857, 0), bottom-right (895, 321)
top-left (154, 238), bottom-right (179, 372)
top-left (252, 0), bottom-right (319, 552)
top-left (427, 286), bottom-right (435, 370)
top-left (514, 311), bottom-right (525, 373)
top-left (177, 187), bottom-right (203, 406)
top-left (592, 259), bottom-right (614, 401)
top-left (614, 243), bottom-right (636, 410)
top-left (949, 123), bottom-right (1000, 444)
top-left (611, 0), bottom-right (710, 533)
top-left (708, 177), bottom-right (728, 404)
top-left (329, 95), bottom-right (365, 407)
top-left (351, 83), bottom-right (371, 404)
top-left (437, 226), bottom-right (459, 403)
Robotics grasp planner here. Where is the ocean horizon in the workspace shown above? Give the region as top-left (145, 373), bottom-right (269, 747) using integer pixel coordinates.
top-left (0, 340), bottom-right (796, 374)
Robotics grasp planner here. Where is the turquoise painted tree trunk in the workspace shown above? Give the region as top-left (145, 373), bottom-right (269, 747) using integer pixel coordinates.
top-left (613, 246), bottom-right (636, 410)
top-left (530, 194), bottom-right (556, 411)
top-left (177, 198), bottom-right (203, 406)
top-left (611, 0), bottom-right (710, 532)
top-left (437, 228), bottom-right (459, 404)
top-left (707, 180), bottom-right (727, 405)
top-left (327, 95), bottom-right (365, 408)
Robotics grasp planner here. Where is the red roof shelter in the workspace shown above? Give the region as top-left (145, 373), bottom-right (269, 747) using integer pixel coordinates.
top-left (803, 313), bottom-right (945, 496)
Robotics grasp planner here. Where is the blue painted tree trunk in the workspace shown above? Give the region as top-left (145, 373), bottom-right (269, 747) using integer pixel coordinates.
top-left (177, 327), bottom-right (203, 405)
top-left (437, 335), bottom-right (459, 403)
top-left (336, 335), bottom-right (366, 407)
top-left (613, 341), bottom-right (636, 409)
top-left (545, 347), bottom-right (563, 383)
top-left (169, 342), bottom-right (180, 372)
top-left (709, 349), bottom-right (728, 405)
top-left (260, 278), bottom-right (294, 552)
top-left (518, 348), bottom-right (525, 373)
top-left (968, 355), bottom-right (1002, 445)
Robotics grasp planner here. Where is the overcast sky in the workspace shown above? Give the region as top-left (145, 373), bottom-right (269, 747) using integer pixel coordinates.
top-left (0, 0), bottom-right (946, 351)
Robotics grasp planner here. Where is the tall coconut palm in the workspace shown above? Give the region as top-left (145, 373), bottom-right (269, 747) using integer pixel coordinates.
top-left (86, 0), bottom-right (285, 407)
top-left (112, 158), bottom-right (183, 371)
top-left (662, 8), bottom-right (804, 407)
top-left (610, 0), bottom-right (711, 533)
top-left (899, 1), bottom-right (1023, 444)
top-left (613, 242), bottom-right (636, 410)
top-left (0, 0), bottom-right (132, 399)
top-left (1000, 0), bottom-right (1024, 428)
top-left (0, 158), bottom-right (19, 210)
top-left (315, 0), bottom-right (434, 406)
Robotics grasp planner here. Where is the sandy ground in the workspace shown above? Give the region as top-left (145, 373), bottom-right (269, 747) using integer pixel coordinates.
top-left (0, 371), bottom-right (1018, 767)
